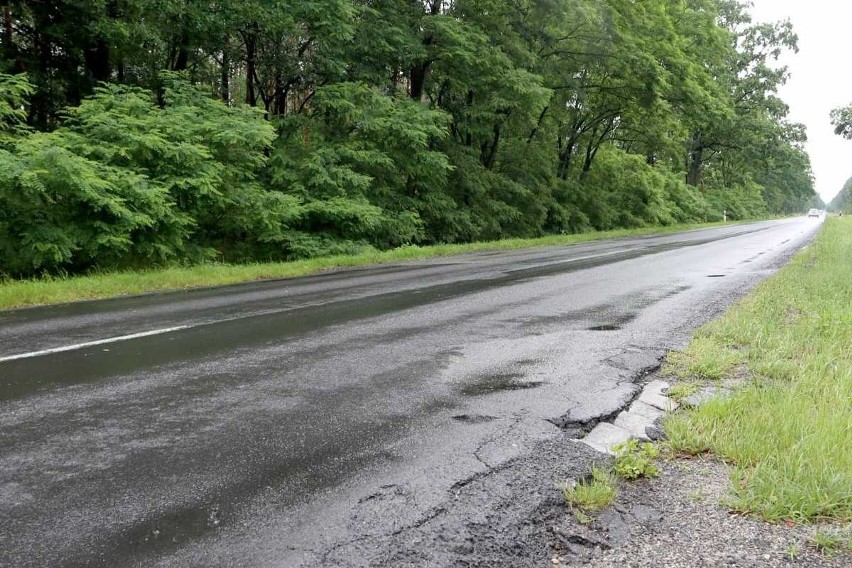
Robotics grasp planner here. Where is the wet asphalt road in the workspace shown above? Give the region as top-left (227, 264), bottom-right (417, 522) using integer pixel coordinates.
top-left (0, 218), bottom-right (822, 567)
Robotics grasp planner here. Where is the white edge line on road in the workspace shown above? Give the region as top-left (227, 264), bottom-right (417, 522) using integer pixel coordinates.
top-left (0, 326), bottom-right (190, 363)
top-left (0, 248), bottom-right (640, 363)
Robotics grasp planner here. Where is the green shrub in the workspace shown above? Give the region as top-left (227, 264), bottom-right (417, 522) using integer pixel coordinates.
top-left (0, 74), bottom-right (279, 275)
top-left (614, 439), bottom-right (661, 480)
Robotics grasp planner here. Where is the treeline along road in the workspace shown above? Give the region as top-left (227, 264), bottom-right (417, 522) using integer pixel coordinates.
top-left (1, 1), bottom-right (821, 278)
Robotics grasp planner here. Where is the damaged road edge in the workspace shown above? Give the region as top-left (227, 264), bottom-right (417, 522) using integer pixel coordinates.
top-left (546, 358), bottom-right (668, 439)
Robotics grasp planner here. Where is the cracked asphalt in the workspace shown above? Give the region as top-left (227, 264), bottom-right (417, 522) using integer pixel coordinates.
top-left (0, 218), bottom-right (822, 567)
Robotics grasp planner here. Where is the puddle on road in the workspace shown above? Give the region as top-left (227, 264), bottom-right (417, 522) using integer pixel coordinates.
top-left (587, 324), bottom-right (622, 331)
top-left (521, 285), bottom-right (691, 335)
top-left (451, 414), bottom-right (498, 423)
top-left (586, 311), bottom-right (638, 331)
top-left (460, 373), bottom-right (545, 396)
top-left (68, 494), bottom-right (235, 567)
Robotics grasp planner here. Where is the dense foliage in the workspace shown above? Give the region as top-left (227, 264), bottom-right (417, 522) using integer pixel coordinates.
top-left (827, 177), bottom-right (852, 215)
top-left (830, 104), bottom-right (852, 141)
top-left (830, 104), bottom-right (852, 213)
top-left (0, 0), bottom-right (818, 277)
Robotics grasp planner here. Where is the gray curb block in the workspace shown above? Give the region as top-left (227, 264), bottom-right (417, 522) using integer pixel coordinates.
top-left (579, 380), bottom-right (679, 455)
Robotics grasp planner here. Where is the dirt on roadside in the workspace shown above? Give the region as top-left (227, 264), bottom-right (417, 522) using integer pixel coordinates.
top-left (548, 458), bottom-right (849, 568)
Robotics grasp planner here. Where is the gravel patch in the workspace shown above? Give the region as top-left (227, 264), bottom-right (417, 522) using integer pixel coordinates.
top-left (550, 458), bottom-right (849, 567)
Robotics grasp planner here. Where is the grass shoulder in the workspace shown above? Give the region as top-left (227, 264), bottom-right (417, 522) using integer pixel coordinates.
top-left (0, 220), bottom-right (736, 312)
top-left (663, 217), bottom-right (852, 524)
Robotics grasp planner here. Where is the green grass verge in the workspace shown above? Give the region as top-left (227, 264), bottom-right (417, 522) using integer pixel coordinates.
top-left (664, 217), bottom-right (852, 523)
top-left (0, 220), bottom-right (736, 311)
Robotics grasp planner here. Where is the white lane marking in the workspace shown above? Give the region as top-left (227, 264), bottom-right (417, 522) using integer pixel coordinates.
top-left (543, 248), bottom-right (638, 266)
top-left (0, 326), bottom-right (190, 363)
top-left (0, 236), bottom-right (750, 364)
top-left (0, 248), bottom-right (648, 363)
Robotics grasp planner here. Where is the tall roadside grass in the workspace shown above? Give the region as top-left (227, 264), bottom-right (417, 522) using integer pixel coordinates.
top-left (665, 217), bottom-right (852, 523)
top-left (0, 220), bottom-right (735, 311)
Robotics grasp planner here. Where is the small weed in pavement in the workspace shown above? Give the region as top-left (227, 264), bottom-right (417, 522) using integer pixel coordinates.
top-left (810, 526), bottom-right (852, 557)
top-left (666, 381), bottom-right (700, 403)
top-left (784, 543), bottom-right (802, 560)
top-left (614, 440), bottom-right (660, 480)
top-left (688, 489), bottom-right (706, 503)
top-left (563, 466), bottom-right (617, 512)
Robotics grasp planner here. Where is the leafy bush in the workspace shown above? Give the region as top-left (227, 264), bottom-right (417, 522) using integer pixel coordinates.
top-left (0, 132), bottom-right (188, 274)
top-left (0, 73), bottom-right (33, 148)
top-left (578, 147), bottom-right (713, 230)
top-left (663, 174), bottom-right (717, 222)
top-left (704, 179), bottom-right (768, 220)
top-left (0, 74), bottom-right (281, 275)
top-left (270, 82), bottom-right (452, 251)
top-left (62, 74), bottom-right (277, 256)
top-left (614, 439), bottom-right (661, 480)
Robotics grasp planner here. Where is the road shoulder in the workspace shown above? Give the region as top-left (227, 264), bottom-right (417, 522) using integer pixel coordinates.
top-left (553, 456), bottom-right (847, 567)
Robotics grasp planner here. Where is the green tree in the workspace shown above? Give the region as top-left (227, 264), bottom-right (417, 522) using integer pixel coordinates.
top-left (0, 75), bottom-right (280, 275)
top-left (0, 71), bottom-right (31, 146)
top-left (828, 177), bottom-right (852, 215)
top-left (0, 0), bottom-right (821, 276)
top-left (270, 82), bottom-right (451, 252)
top-left (830, 104), bottom-right (852, 140)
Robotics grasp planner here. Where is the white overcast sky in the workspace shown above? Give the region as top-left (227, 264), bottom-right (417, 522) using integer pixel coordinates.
top-left (748, 0), bottom-right (852, 203)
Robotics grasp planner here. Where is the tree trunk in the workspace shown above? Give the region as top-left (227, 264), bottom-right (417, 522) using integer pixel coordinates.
top-left (408, 0), bottom-right (440, 102)
top-left (220, 37), bottom-right (230, 103)
top-left (409, 62), bottom-right (429, 101)
top-left (578, 128), bottom-right (599, 181)
top-left (527, 105), bottom-right (549, 143)
top-left (29, 24), bottom-right (53, 129)
top-left (686, 133), bottom-right (703, 186)
top-left (579, 119), bottom-right (614, 181)
top-left (557, 136), bottom-right (576, 180)
top-left (463, 90), bottom-right (474, 147)
top-left (481, 122), bottom-right (501, 169)
top-left (84, 0), bottom-right (116, 84)
top-left (173, 30), bottom-right (190, 71)
top-left (84, 40), bottom-right (111, 82)
top-left (245, 34), bottom-right (256, 107)
top-left (2, 4), bottom-right (13, 61)
top-left (273, 72), bottom-right (286, 117)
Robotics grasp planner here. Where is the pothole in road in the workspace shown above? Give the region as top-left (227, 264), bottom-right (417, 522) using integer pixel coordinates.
top-left (707, 274), bottom-right (726, 278)
top-left (460, 373), bottom-right (545, 396)
top-left (452, 414), bottom-right (498, 424)
top-left (547, 406), bottom-right (624, 437)
top-left (587, 324), bottom-right (621, 331)
top-left (547, 360), bottom-right (664, 436)
top-left (586, 312), bottom-right (637, 332)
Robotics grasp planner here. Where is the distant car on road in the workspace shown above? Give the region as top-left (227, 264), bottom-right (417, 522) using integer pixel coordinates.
top-left (807, 208), bottom-right (820, 218)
